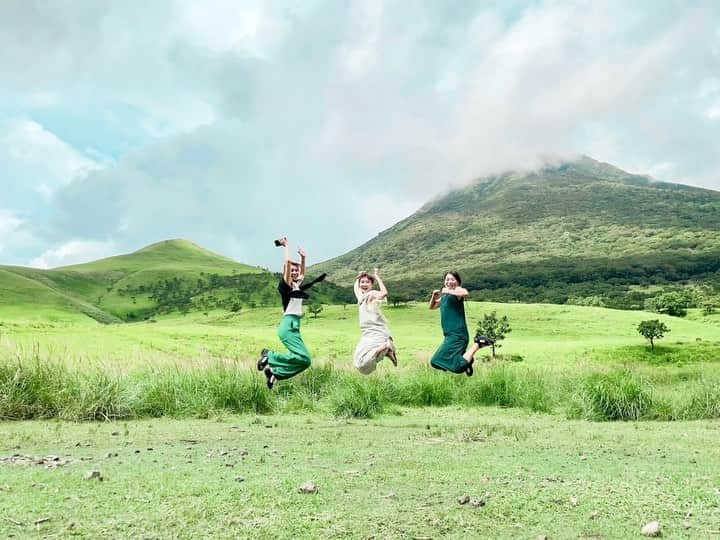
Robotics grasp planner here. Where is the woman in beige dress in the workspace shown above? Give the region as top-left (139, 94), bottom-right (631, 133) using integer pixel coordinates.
top-left (352, 268), bottom-right (398, 374)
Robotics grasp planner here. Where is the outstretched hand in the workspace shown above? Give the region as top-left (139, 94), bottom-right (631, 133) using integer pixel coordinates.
top-left (278, 237), bottom-right (288, 247)
top-left (373, 268), bottom-right (380, 278)
top-left (297, 247), bottom-right (307, 258)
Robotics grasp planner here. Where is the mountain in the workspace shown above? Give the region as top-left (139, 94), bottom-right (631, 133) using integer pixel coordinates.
top-left (312, 156), bottom-right (720, 307)
top-left (0, 239), bottom-right (352, 322)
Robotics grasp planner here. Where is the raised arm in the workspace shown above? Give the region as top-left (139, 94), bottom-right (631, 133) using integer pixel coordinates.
top-left (373, 268), bottom-right (388, 301)
top-left (353, 275), bottom-right (362, 301)
top-left (279, 237), bottom-right (293, 286)
top-left (429, 289), bottom-right (442, 309)
top-left (297, 246), bottom-right (307, 276)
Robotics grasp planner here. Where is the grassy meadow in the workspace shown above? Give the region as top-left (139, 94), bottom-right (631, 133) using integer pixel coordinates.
top-left (2, 302), bottom-right (720, 421)
top-left (2, 409), bottom-right (719, 539)
top-left (2, 302), bottom-right (720, 538)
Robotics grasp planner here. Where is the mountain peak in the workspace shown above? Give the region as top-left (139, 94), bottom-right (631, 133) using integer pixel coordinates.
top-left (313, 158), bottom-right (720, 295)
top-left (134, 239), bottom-right (207, 254)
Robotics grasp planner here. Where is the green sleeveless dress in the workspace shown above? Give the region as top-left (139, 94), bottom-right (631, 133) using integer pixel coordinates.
top-left (430, 294), bottom-right (470, 374)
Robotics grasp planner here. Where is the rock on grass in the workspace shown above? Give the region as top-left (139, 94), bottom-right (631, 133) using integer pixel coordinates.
top-left (299, 481), bottom-right (318, 494)
top-left (641, 521), bottom-right (661, 537)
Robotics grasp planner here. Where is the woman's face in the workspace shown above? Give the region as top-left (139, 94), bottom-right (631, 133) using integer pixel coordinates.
top-left (444, 273), bottom-right (459, 289)
top-left (359, 276), bottom-right (374, 292)
top-left (290, 264), bottom-right (300, 281)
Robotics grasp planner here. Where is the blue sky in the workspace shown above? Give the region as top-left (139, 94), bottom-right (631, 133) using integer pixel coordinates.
top-left (1, 0), bottom-right (719, 270)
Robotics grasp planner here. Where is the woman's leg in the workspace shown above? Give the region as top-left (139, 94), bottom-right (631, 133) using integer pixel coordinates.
top-left (430, 333), bottom-right (470, 374)
top-left (267, 316), bottom-right (312, 380)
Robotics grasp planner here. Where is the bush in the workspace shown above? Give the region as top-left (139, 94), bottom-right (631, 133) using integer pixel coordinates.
top-left (574, 370), bottom-right (653, 421)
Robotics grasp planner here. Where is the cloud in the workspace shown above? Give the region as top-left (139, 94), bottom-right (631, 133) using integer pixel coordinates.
top-left (1, 1), bottom-right (719, 268)
top-left (30, 239), bottom-right (116, 269)
top-left (0, 118), bottom-right (100, 204)
top-left (0, 209), bottom-right (23, 254)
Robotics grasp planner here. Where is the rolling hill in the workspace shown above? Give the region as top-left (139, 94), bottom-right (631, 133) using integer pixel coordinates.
top-left (1, 240), bottom-right (265, 322)
top-left (4, 156), bottom-right (720, 321)
top-left (0, 239), bottom-right (352, 323)
top-left (312, 156), bottom-right (720, 307)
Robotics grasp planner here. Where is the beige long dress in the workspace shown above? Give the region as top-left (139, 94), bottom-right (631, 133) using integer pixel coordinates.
top-left (353, 281), bottom-right (396, 374)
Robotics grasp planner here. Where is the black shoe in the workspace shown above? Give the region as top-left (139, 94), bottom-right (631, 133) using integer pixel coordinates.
top-left (257, 349), bottom-right (269, 371)
top-left (465, 362), bottom-right (474, 377)
top-left (474, 334), bottom-right (494, 347)
top-left (264, 367), bottom-right (275, 390)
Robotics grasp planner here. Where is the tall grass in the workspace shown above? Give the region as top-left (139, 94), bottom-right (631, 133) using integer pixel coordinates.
top-left (570, 370), bottom-right (653, 421)
top-left (2, 355), bottom-right (720, 421)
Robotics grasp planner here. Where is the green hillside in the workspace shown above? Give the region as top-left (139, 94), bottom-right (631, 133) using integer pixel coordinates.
top-left (0, 240), bottom-right (264, 322)
top-left (0, 239), bottom-right (351, 323)
top-left (0, 268), bottom-right (120, 323)
top-left (313, 156), bottom-right (720, 307)
top-left (60, 239), bottom-right (256, 275)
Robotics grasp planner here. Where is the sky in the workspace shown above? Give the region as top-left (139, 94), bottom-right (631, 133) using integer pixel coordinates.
top-left (1, 0), bottom-right (719, 270)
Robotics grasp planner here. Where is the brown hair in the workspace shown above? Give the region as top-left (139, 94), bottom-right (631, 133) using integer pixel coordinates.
top-left (357, 272), bottom-right (376, 284)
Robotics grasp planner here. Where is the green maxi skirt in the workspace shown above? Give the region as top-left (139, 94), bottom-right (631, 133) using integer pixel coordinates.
top-left (267, 314), bottom-right (311, 380)
top-left (430, 332), bottom-right (470, 374)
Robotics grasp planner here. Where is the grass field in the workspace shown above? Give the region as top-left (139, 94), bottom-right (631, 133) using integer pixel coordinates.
top-left (2, 408), bottom-right (719, 539)
top-left (2, 302), bottom-right (720, 422)
top-left (3, 302), bottom-right (720, 369)
top-left (2, 302), bottom-right (720, 537)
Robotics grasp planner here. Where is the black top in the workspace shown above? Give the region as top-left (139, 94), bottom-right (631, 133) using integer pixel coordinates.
top-left (277, 273), bottom-right (327, 311)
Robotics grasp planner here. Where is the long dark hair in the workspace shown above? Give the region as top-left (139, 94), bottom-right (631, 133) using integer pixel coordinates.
top-left (443, 271), bottom-right (461, 285)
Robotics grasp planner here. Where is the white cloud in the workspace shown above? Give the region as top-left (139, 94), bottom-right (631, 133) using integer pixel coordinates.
top-left (30, 240), bottom-right (116, 269)
top-left (0, 119), bottom-right (100, 197)
top-left (0, 209), bottom-right (23, 254)
top-left (707, 101), bottom-right (720, 119)
top-left (0, 209), bottom-right (22, 236)
top-left (1, 1), bottom-right (719, 268)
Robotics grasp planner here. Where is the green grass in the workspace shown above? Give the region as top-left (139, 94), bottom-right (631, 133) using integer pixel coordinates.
top-left (2, 301), bottom-right (720, 422)
top-left (2, 300), bottom-right (720, 536)
top-left (3, 302), bottom-right (719, 368)
top-left (1, 408), bottom-right (719, 539)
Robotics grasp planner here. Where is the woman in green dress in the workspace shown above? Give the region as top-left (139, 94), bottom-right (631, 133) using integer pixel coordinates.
top-left (429, 271), bottom-right (493, 376)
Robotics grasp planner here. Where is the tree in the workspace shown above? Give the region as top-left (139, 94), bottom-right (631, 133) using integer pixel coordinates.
top-left (390, 293), bottom-right (413, 307)
top-left (476, 311), bottom-right (511, 358)
top-left (644, 292), bottom-right (687, 317)
top-left (637, 319), bottom-right (669, 350)
top-left (702, 301), bottom-right (716, 316)
top-left (307, 302), bottom-right (323, 319)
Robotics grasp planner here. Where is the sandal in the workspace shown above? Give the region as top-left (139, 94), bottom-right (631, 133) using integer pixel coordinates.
top-left (257, 349), bottom-right (269, 371)
top-left (474, 334), bottom-right (494, 347)
top-left (264, 367), bottom-right (276, 390)
top-left (386, 348), bottom-right (398, 367)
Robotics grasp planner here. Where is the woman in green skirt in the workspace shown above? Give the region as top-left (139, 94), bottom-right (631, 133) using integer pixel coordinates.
top-left (429, 271), bottom-right (493, 376)
top-left (257, 237), bottom-right (325, 389)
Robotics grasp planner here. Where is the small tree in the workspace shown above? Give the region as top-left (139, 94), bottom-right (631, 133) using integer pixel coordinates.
top-left (702, 302), bottom-right (716, 316)
top-left (637, 319), bottom-right (669, 350)
top-left (307, 302), bottom-right (323, 319)
top-left (476, 311), bottom-right (511, 358)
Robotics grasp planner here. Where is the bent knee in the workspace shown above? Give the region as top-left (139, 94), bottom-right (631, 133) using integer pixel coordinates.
top-left (299, 355), bottom-right (311, 369)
